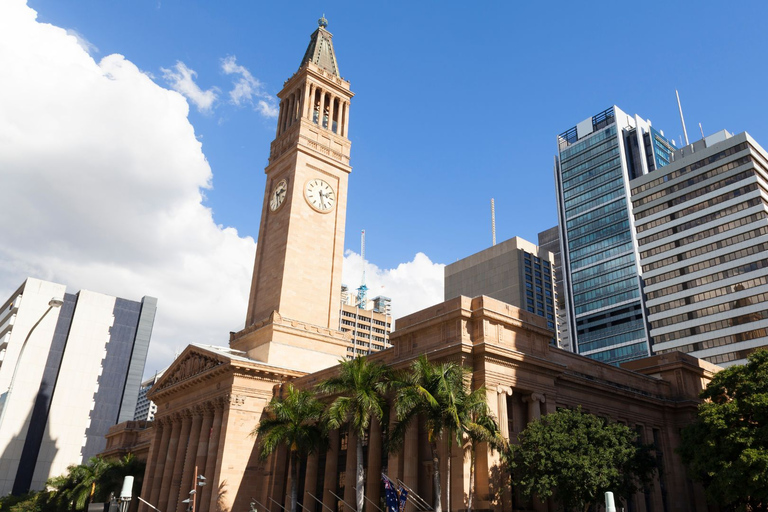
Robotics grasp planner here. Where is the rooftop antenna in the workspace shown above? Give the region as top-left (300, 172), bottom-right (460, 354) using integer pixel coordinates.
top-left (357, 230), bottom-right (368, 309)
top-left (491, 198), bottom-right (496, 246)
top-left (676, 90), bottom-right (690, 146)
top-left (699, 122), bottom-right (705, 139)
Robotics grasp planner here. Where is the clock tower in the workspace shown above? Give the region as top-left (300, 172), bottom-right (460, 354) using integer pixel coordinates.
top-left (230, 17), bottom-right (353, 370)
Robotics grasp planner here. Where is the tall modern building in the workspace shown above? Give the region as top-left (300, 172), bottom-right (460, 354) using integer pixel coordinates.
top-left (538, 226), bottom-right (570, 350)
top-left (339, 288), bottom-right (392, 358)
top-left (0, 278), bottom-right (156, 494)
top-left (555, 106), bottom-right (675, 365)
top-left (133, 369), bottom-right (166, 422)
top-left (631, 130), bottom-right (768, 367)
top-left (444, 236), bottom-right (559, 338)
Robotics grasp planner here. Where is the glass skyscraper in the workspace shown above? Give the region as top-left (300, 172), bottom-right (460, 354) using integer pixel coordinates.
top-left (554, 106), bottom-right (674, 365)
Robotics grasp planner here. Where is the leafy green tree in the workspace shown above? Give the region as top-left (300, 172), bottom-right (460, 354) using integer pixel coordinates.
top-left (316, 356), bottom-right (391, 512)
top-left (678, 349), bottom-right (768, 511)
top-left (460, 389), bottom-right (507, 512)
top-left (389, 356), bottom-right (467, 512)
top-left (513, 407), bottom-right (656, 512)
top-left (254, 383), bottom-right (327, 512)
top-left (43, 455), bottom-right (144, 511)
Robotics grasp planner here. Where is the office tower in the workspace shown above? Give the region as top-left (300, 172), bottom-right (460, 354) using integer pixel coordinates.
top-left (444, 236), bottom-right (558, 334)
top-left (0, 277), bottom-right (156, 494)
top-left (538, 226), bottom-right (570, 350)
top-left (631, 130), bottom-right (768, 367)
top-left (133, 369), bottom-right (165, 422)
top-left (555, 106), bottom-right (675, 364)
top-left (340, 289), bottom-right (392, 358)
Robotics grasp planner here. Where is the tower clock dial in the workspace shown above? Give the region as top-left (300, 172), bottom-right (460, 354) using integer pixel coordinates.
top-left (269, 179), bottom-right (288, 211)
top-left (304, 178), bottom-right (336, 212)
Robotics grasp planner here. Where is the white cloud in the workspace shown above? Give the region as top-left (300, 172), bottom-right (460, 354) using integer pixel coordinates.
top-left (0, 0), bottom-right (445, 378)
top-left (161, 61), bottom-right (219, 114)
top-left (65, 28), bottom-right (98, 54)
top-left (0, 0), bottom-right (253, 375)
top-left (342, 251), bottom-right (445, 323)
top-left (221, 55), bottom-right (278, 118)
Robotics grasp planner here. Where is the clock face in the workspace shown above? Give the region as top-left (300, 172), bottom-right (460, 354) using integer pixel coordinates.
top-left (304, 178), bottom-right (336, 212)
top-left (269, 179), bottom-right (288, 211)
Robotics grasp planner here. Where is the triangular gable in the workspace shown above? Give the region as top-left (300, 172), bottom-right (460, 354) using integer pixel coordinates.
top-left (151, 345), bottom-right (227, 394)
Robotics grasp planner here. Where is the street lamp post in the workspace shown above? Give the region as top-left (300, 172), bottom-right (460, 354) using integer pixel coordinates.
top-left (0, 297), bottom-right (64, 431)
top-left (182, 468), bottom-right (206, 512)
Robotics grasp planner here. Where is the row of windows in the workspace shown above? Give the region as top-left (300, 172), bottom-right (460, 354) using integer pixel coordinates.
top-left (652, 289), bottom-right (768, 329)
top-left (587, 341), bottom-right (648, 364)
top-left (575, 287), bottom-right (640, 316)
top-left (578, 328), bottom-right (647, 354)
top-left (633, 151), bottom-right (753, 208)
top-left (644, 241), bottom-right (768, 287)
top-left (704, 348), bottom-right (758, 366)
top-left (560, 140), bottom-right (619, 180)
top-left (648, 274), bottom-right (768, 316)
top-left (564, 177), bottom-right (625, 215)
top-left (637, 196), bottom-right (762, 247)
top-left (567, 208), bottom-right (629, 243)
top-left (634, 159), bottom-right (754, 222)
top-left (573, 265), bottom-right (638, 296)
top-left (639, 211), bottom-right (766, 260)
top-left (646, 258), bottom-right (768, 301)
top-left (659, 331), bottom-right (745, 355)
top-left (571, 242), bottom-right (634, 271)
top-left (560, 124), bottom-right (617, 162)
top-left (566, 188), bottom-right (626, 220)
top-left (566, 198), bottom-right (625, 231)
top-left (572, 253), bottom-right (635, 285)
top-left (653, 308), bottom-right (768, 344)
top-left (563, 164), bottom-right (623, 201)
top-left (569, 219), bottom-right (630, 252)
top-left (631, 142), bottom-right (750, 196)
top-left (573, 277), bottom-right (639, 305)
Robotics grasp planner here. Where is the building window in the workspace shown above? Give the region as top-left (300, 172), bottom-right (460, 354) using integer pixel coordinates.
top-left (527, 306), bottom-right (535, 313)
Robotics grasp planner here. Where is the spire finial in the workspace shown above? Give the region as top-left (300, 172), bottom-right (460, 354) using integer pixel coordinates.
top-left (318, 14), bottom-right (328, 29)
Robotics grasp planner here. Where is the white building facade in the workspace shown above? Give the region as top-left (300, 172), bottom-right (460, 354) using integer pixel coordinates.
top-left (0, 278), bottom-right (156, 494)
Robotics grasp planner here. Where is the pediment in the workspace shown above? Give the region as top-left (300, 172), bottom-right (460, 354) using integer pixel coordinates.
top-left (153, 346), bottom-right (227, 392)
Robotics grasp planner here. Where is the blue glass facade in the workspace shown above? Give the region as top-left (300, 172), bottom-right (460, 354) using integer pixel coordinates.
top-left (555, 106), bottom-right (674, 365)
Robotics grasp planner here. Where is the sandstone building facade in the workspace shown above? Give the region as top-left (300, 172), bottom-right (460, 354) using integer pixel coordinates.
top-left (129, 19), bottom-right (717, 512)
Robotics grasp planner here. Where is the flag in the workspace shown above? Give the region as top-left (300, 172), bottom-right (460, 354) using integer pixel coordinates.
top-left (397, 486), bottom-right (408, 512)
top-left (382, 474), bottom-right (399, 512)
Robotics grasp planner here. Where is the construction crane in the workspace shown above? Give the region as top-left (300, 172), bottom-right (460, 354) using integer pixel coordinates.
top-left (356, 230), bottom-right (368, 309)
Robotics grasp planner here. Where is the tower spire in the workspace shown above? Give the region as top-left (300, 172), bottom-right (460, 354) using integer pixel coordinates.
top-left (299, 15), bottom-right (340, 75)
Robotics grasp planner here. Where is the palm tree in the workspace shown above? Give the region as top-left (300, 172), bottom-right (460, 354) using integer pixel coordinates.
top-left (389, 355), bottom-right (468, 512)
top-left (459, 390), bottom-right (507, 512)
top-left (316, 356), bottom-right (392, 512)
top-left (254, 383), bottom-right (327, 512)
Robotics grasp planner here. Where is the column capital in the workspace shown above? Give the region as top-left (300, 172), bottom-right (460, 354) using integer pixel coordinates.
top-left (496, 385), bottom-right (513, 396)
top-left (522, 392), bottom-right (545, 404)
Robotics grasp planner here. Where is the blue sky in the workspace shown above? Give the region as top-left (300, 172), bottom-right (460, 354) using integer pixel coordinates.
top-left (28, 0), bottom-right (768, 268)
top-left (3, 0), bottom-right (767, 374)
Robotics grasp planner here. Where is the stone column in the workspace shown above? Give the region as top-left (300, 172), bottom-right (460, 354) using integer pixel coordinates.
top-left (342, 102), bottom-right (350, 137)
top-left (343, 430), bottom-right (357, 505)
top-left (157, 415), bottom-right (182, 512)
top-left (386, 404), bottom-right (401, 482)
top-left (322, 429), bottom-right (340, 512)
top-left (140, 420), bottom-right (165, 512)
top-left (303, 452), bottom-right (320, 511)
top-left (496, 386), bottom-right (513, 441)
top-left (177, 408), bottom-right (204, 512)
top-left (201, 400), bottom-right (225, 512)
top-left (302, 84), bottom-right (312, 119)
top-left (403, 424), bottom-right (418, 512)
top-left (167, 411), bottom-right (193, 512)
top-left (524, 393), bottom-right (544, 423)
top-left (194, 404), bottom-right (215, 486)
top-left (366, 419), bottom-right (382, 507)
top-left (328, 95), bottom-right (336, 133)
